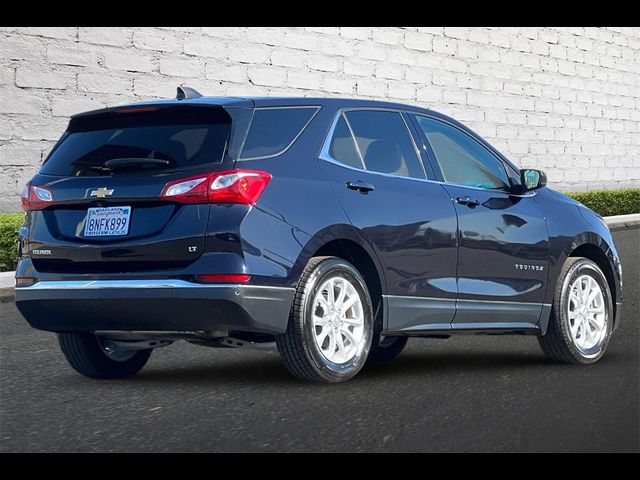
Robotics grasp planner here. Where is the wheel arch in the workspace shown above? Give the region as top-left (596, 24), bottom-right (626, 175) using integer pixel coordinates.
top-left (292, 225), bottom-right (387, 334)
top-left (568, 241), bottom-right (619, 325)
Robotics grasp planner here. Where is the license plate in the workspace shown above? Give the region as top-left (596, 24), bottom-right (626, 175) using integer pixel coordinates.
top-left (83, 206), bottom-right (131, 237)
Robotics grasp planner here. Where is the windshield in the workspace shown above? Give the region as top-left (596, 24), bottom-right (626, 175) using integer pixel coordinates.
top-left (41, 107), bottom-right (232, 177)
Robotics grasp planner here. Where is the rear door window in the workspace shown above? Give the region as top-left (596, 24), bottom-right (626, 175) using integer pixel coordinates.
top-left (343, 110), bottom-right (426, 180)
top-left (239, 107), bottom-right (319, 159)
top-left (41, 107), bottom-right (231, 177)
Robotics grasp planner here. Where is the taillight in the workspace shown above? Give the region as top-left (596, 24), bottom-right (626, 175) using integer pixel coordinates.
top-left (160, 176), bottom-right (209, 204)
top-left (209, 170), bottom-right (271, 205)
top-left (21, 183), bottom-right (54, 211)
top-left (160, 170), bottom-right (271, 205)
top-left (20, 184), bottom-right (29, 211)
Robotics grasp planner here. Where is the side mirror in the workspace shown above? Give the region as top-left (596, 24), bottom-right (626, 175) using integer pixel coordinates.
top-left (520, 169), bottom-right (547, 191)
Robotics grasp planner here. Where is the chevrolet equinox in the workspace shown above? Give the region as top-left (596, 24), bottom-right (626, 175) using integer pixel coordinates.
top-left (15, 87), bottom-right (623, 383)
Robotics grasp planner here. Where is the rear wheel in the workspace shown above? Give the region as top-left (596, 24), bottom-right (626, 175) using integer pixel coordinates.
top-left (58, 332), bottom-right (152, 379)
top-left (276, 256), bottom-right (374, 383)
top-left (538, 257), bottom-right (613, 364)
top-left (367, 335), bottom-right (408, 364)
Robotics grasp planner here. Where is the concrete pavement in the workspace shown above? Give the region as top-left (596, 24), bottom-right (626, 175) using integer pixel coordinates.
top-left (0, 228), bottom-right (637, 452)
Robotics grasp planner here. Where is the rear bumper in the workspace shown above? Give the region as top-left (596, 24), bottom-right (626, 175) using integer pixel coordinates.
top-left (15, 279), bottom-right (294, 334)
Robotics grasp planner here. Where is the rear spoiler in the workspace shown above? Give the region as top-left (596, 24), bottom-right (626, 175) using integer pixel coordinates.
top-left (66, 93), bottom-right (255, 163)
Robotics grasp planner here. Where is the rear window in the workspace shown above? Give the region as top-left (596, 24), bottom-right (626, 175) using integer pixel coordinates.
top-left (41, 107), bottom-right (231, 177)
top-left (239, 107), bottom-right (319, 159)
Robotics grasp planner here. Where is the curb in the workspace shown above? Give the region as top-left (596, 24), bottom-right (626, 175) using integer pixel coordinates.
top-left (0, 287), bottom-right (14, 303)
top-left (604, 213), bottom-right (640, 231)
top-left (1, 213), bottom-right (638, 303)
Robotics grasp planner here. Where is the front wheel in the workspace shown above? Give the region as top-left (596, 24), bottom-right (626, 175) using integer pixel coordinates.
top-left (538, 257), bottom-right (613, 364)
top-left (58, 332), bottom-right (152, 379)
top-left (276, 256), bottom-right (374, 383)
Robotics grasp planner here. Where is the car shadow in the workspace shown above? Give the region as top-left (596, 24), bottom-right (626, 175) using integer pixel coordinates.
top-left (131, 357), bottom-right (298, 387)
top-left (51, 348), bottom-right (626, 389)
top-left (111, 350), bottom-right (581, 387)
top-left (363, 351), bottom-right (554, 378)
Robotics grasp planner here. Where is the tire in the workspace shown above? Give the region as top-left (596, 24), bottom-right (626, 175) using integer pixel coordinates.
top-left (276, 256), bottom-right (374, 383)
top-left (367, 335), bottom-right (408, 364)
top-left (538, 257), bottom-right (613, 364)
top-left (58, 332), bottom-right (152, 379)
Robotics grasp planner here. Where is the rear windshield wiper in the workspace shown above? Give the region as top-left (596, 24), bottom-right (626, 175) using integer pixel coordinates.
top-left (103, 158), bottom-right (172, 169)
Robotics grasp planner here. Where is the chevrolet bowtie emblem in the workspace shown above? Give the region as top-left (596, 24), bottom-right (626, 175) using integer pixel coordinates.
top-left (90, 187), bottom-right (114, 198)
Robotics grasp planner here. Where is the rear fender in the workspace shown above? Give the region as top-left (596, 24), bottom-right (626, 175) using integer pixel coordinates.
top-left (290, 224), bottom-right (388, 293)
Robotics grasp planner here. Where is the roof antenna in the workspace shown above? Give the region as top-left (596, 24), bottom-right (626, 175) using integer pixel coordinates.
top-left (176, 85), bottom-right (203, 100)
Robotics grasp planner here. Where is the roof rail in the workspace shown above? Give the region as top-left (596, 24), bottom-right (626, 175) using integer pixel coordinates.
top-left (176, 85), bottom-right (203, 100)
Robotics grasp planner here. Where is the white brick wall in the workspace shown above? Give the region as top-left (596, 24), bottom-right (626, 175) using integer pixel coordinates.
top-left (1, 26), bottom-right (639, 212)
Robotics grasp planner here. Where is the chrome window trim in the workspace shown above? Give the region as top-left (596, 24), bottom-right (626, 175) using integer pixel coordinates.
top-left (238, 106), bottom-right (321, 161)
top-left (319, 109), bottom-right (537, 198)
top-left (319, 107), bottom-right (428, 181)
top-left (18, 279), bottom-right (295, 291)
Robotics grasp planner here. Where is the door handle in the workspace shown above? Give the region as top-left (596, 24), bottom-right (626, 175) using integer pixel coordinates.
top-left (456, 196), bottom-right (480, 207)
top-left (346, 181), bottom-right (375, 194)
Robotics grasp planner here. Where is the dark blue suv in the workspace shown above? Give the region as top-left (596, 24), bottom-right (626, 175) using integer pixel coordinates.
top-left (15, 87), bottom-right (623, 383)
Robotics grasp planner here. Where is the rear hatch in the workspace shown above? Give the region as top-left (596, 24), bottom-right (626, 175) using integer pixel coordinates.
top-left (26, 104), bottom-right (241, 274)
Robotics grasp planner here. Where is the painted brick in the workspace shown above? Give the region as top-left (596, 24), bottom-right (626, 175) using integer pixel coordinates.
top-left (340, 27), bottom-right (371, 41)
top-left (132, 76), bottom-right (179, 98)
top-left (417, 86), bottom-right (443, 103)
top-left (133, 29), bottom-right (183, 53)
top-left (0, 88), bottom-right (48, 115)
top-left (246, 28), bottom-right (286, 46)
top-left (201, 28), bottom-right (246, 40)
top-left (283, 31), bottom-right (318, 51)
top-left (78, 73), bottom-right (132, 94)
top-left (307, 54), bottom-right (340, 73)
top-left (0, 26), bottom-right (638, 211)
top-left (444, 27), bottom-right (469, 40)
top-left (47, 44), bottom-right (97, 67)
top-left (0, 36), bottom-right (44, 61)
top-left (104, 50), bottom-right (154, 72)
top-left (248, 66), bottom-right (287, 87)
top-left (343, 58), bottom-right (376, 77)
top-left (15, 67), bottom-right (73, 89)
top-left (405, 31), bottom-right (433, 52)
top-left (228, 43), bottom-right (272, 64)
top-left (0, 145), bottom-right (42, 166)
top-left (79, 27), bottom-right (132, 47)
top-left (287, 70), bottom-right (321, 90)
top-left (322, 77), bottom-right (356, 95)
top-left (159, 57), bottom-right (204, 78)
top-left (51, 96), bottom-right (105, 117)
top-left (356, 78), bottom-right (387, 98)
top-left (387, 81), bottom-right (416, 100)
top-left (205, 63), bottom-right (247, 83)
top-left (355, 42), bottom-right (386, 61)
top-left (372, 29), bottom-right (404, 45)
top-left (17, 27), bottom-right (77, 40)
top-left (376, 63), bottom-right (404, 80)
top-left (183, 35), bottom-right (228, 59)
top-left (0, 66), bottom-right (14, 85)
